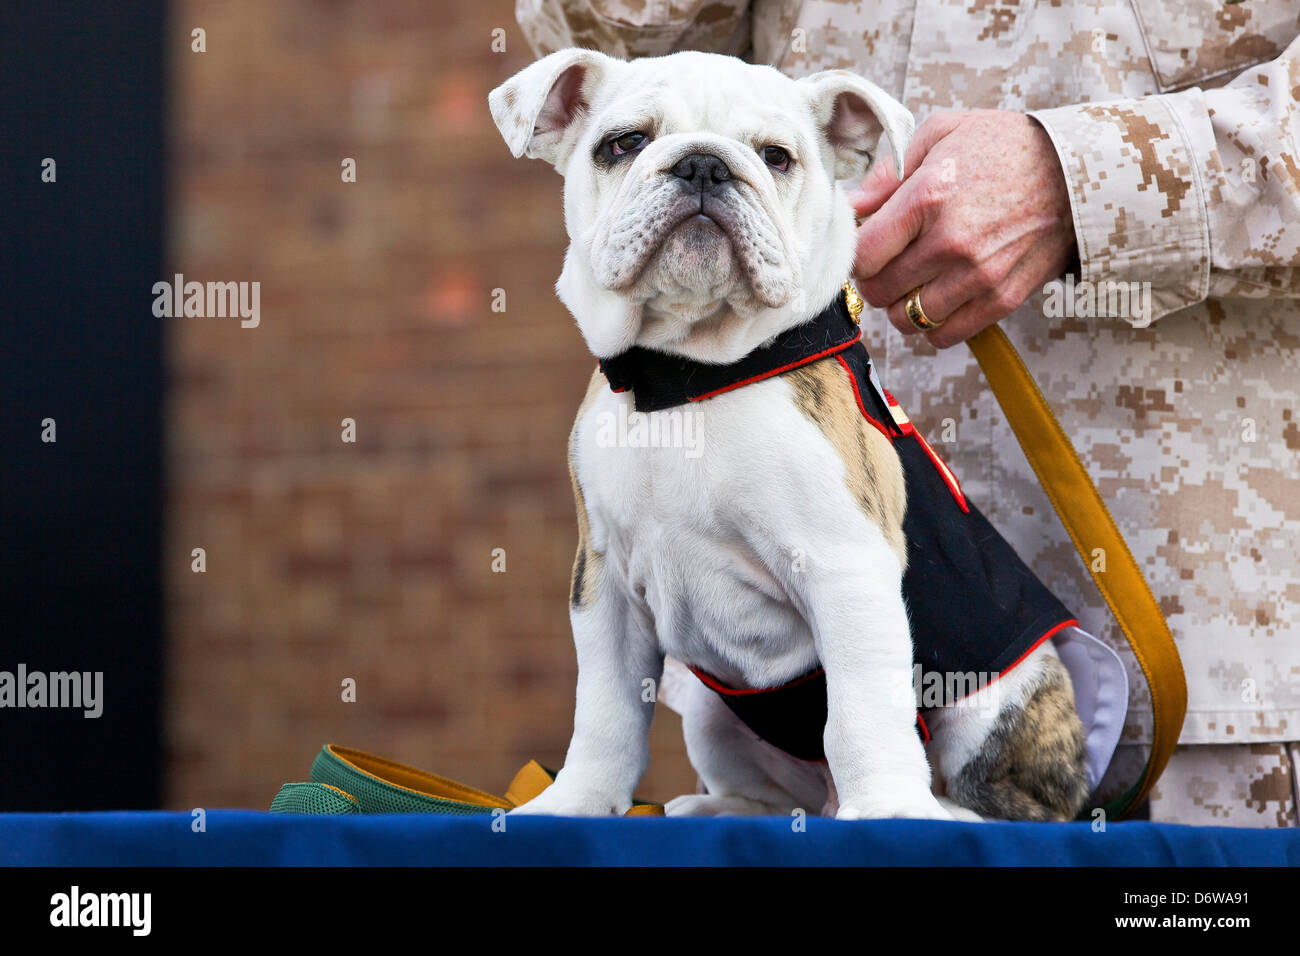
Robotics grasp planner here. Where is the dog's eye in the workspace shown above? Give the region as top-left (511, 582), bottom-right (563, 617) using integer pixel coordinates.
top-left (607, 131), bottom-right (650, 157)
top-left (761, 146), bottom-right (791, 171)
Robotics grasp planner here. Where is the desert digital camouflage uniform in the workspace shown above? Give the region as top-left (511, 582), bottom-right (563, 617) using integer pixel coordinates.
top-left (515, 0), bottom-right (1300, 826)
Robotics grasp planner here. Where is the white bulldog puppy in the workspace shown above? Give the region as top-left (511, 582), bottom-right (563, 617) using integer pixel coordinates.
top-left (488, 50), bottom-right (1094, 821)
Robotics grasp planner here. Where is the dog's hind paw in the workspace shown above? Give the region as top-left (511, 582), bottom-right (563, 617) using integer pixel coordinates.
top-left (936, 797), bottom-right (984, 822)
top-left (836, 788), bottom-right (954, 821)
top-left (665, 794), bottom-right (796, 817)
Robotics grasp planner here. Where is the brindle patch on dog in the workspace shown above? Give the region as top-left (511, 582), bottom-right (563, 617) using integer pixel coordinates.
top-left (784, 359), bottom-right (907, 566)
top-left (570, 368), bottom-right (606, 609)
top-left (949, 655), bottom-right (1091, 821)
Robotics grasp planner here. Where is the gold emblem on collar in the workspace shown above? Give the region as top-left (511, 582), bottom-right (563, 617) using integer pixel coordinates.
top-left (842, 280), bottom-right (864, 325)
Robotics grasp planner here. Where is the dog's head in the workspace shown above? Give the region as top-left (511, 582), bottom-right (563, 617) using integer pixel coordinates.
top-left (489, 50), bottom-right (912, 361)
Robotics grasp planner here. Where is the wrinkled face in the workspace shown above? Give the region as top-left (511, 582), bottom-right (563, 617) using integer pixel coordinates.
top-left (490, 51), bottom-right (912, 360)
top-left (574, 59), bottom-right (823, 323)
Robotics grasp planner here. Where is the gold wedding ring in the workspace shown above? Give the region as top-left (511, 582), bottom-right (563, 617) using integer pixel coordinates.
top-left (904, 286), bottom-right (944, 331)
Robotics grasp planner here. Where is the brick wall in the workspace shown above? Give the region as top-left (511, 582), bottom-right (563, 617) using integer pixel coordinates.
top-left (166, 0), bottom-right (696, 809)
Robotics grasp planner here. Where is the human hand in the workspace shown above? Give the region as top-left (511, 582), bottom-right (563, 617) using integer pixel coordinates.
top-left (850, 110), bottom-right (1077, 348)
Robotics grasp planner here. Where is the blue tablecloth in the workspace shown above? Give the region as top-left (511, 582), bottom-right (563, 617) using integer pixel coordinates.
top-left (2, 812), bottom-right (1297, 865)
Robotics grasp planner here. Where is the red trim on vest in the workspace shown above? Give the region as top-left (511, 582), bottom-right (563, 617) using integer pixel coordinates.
top-left (912, 429), bottom-right (970, 513)
top-left (834, 354), bottom-right (894, 440)
top-left (883, 389), bottom-right (915, 435)
top-left (690, 617), bottom-right (1078, 758)
top-left (689, 330), bottom-right (863, 404)
top-left (688, 664), bottom-right (825, 696)
top-left (690, 668), bottom-right (929, 748)
top-left (993, 618), bottom-right (1079, 684)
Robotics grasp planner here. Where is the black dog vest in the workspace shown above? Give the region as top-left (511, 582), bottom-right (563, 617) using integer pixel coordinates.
top-left (598, 287), bottom-right (1077, 761)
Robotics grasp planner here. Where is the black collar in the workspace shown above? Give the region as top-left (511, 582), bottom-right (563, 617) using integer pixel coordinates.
top-left (598, 287), bottom-right (862, 412)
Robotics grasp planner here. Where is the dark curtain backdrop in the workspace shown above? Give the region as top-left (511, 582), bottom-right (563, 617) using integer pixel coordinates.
top-left (0, 2), bottom-right (165, 809)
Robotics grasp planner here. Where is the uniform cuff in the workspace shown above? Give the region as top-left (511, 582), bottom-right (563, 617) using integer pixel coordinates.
top-left (1029, 93), bottom-right (1212, 326)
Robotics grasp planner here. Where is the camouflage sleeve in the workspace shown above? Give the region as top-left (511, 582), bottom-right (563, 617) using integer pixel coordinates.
top-left (1029, 35), bottom-right (1300, 326)
top-left (514, 0), bottom-right (753, 60)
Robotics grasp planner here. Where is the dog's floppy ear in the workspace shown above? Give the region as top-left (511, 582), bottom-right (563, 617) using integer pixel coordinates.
top-left (800, 70), bottom-right (914, 180)
top-left (489, 48), bottom-right (616, 166)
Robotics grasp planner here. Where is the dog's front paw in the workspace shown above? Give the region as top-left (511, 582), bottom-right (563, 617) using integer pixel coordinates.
top-left (508, 782), bottom-right (628, 817)
top-left (836, 780), bottom-right (954, 821)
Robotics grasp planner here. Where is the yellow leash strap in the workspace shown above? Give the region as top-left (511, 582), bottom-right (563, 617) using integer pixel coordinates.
top-left (275, 744), bottom-right (665, 816)
top-left (966, 325), bottom-right (1187, 818)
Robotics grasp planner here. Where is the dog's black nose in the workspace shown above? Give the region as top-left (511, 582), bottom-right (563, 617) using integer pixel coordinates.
top-left (671, 152), bottom-right (731, 189)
